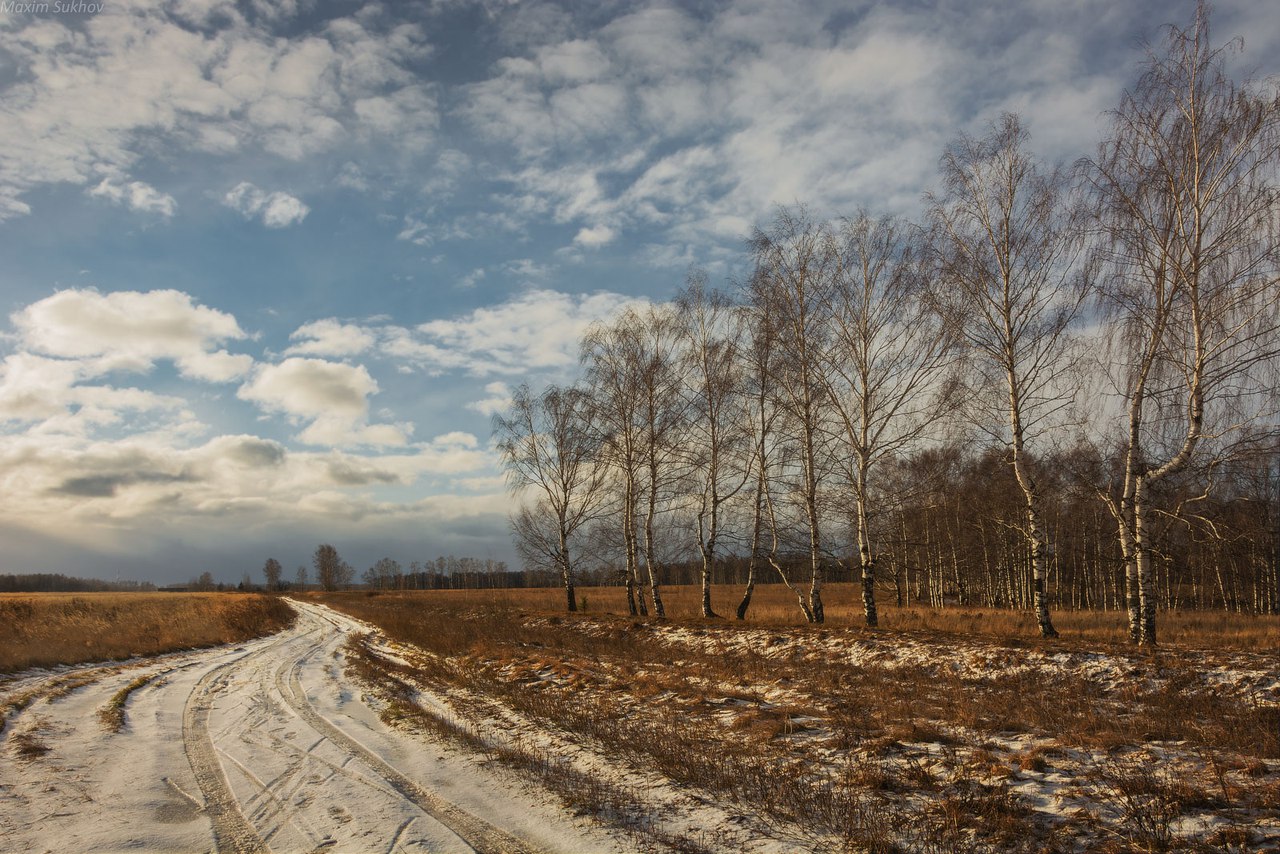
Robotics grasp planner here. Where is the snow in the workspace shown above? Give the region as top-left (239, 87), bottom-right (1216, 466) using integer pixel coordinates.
top-left (0, 600), bottom-right (635, 853)
top-left (3, 600), bottom-right (1277, 852)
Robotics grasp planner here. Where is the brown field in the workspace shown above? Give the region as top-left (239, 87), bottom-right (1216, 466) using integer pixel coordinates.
top-left (0, 592), bottom-right (296, 673)
top-left (313, 585), bottom-right (1280, 851)
top-left (319, 582), bottom-right (1280, 651)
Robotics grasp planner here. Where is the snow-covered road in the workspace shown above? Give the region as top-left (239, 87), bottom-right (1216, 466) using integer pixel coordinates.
top-left (0, 600), bottom-right (628, 854)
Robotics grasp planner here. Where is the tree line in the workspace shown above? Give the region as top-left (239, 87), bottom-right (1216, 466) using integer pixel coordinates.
top-left (0, 573), bottom-right (157, 593)
top-left (496, 7), bottom-right (1280, 645)
top-left (257, 548), bottom-right (514, 592)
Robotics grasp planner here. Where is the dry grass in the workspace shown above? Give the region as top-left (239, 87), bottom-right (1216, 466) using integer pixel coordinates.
top-left (0, 592), bottom-right (295, 673)
top-left (319, 587), bottom-right (1280, 851)
top-left (98, 672), bottom-right (164, 732)
top-left (323, 583), bottom-right (1280, 650)
top-left (343, 637), bottom-right (717, 854)
top-left (10, 729), bottom-right (52, 760)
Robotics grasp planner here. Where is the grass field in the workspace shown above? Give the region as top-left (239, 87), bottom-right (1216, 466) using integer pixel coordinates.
top-left (322, 582), bottom-right (1280, 650)
top-left (0, 592), bottom-right (296, 673)
top-left (314, 584), bottom-right (1280, 851)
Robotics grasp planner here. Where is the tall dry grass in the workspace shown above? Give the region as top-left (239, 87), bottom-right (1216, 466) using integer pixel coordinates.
top-left (314, 583), bottom-right (1280, 650)
top-left (0, 592), bottom-right (295, 673)
top-left (322, 588), bottom-right (1280, 850)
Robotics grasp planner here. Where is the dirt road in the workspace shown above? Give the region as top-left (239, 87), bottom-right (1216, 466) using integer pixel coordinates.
top-left (0, 601), bottom-right (626, 854)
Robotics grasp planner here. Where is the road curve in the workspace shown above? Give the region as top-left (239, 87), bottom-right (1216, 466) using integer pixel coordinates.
top-left (0, 600), bottom-right (625, 854)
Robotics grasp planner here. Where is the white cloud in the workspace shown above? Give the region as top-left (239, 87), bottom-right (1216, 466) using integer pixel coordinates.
top-left (223, 182), bottom-right (310, 228)
top-left (504, 258), bottom-right (551, 279)
top-left (573, 224), bottom-right (616, 247)
top-left (285, 319), bottom-right (376, 357)
top-left (88, 177), bottom-right (177, 218)
top-left (13, 288), bottom-right (252, 382)
top-left (0, 352), bottom-right (189, 436)
top-left (396, 288), bottom-right (646, 377)
top-left (466, 381), bottom-right (513, 417)
top-left (0, 428), bottom-right (499, 549)
top-left (0, 5), bottom-right (436, 218)
top-left (335, 162), bottom-right (369, 192)
top-left (458, 268), bottom-right (486, 289)
top-left (453, 1), bottom-right (1172, 251)
top-left (397, 215), bottom-right (433, 246)
top-left (421, 149), bottom-right (472, 197)
top-left (237, 357), bottom-right (409, 448)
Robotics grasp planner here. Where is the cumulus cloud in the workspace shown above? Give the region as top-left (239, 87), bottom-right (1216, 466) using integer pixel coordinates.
top-left (389, 288), bottom-right (645, 376)
top-left (0, 429), bottom-right (500, 554)
top-left (88, 177), bottom-right (178, 218)
top-left (0, 352), bottom-right (189, 437)
top-left (285, 319), bottom-right (376, 357)
top-left (223, 182), bottom-right (310, 228)
top-left (12, 288), bottom-right (252, 382)
top-left (237, 357), bottom-right (409, 447)
top-left (573, 224), bottom-right (616, 247)
top-left (466, 381), bottom-right (513, 417)
top-left (239, 358), bottom-right (373, 419)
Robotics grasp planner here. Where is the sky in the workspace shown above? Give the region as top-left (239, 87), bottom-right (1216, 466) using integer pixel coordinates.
top-left (1, 0), bottom-right (1277, 585)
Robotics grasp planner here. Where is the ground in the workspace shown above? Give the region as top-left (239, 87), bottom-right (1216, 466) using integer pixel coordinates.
top-left (2, 592), bottom-right (1278, 853)
top-left (0, 600), bottom-right (629, 853)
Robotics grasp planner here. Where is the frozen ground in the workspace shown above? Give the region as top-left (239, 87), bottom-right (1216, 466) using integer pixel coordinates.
top-left (338, 606), bottom-right (1280, 853)
top-left (4, 599), bottom-right (1278, 853)
top-left (0, 601), bottom-right (630, 854)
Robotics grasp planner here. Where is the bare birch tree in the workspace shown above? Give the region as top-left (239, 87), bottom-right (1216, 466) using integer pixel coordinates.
top-left (633, 303), bottom-right (688, 618)
top-left (820, 212), bottom-right (957, 626)
top-left (734, 299), bottom-right (796, 619)
top-left (1083, 4), bottom-right (1280, 644)
top-left (929, 114), bottom-right (1088, 638)
top-left (314, 543), bottom-right (344, 592)
top-left (674, 274), bottom-right (752, 618)
top-left (750, 206), bottom-right (839, 623)
top-left (262, 557), bottom-right (283, 591)
top-left (496, 383), bottom-right (608, 612)
top-left (581, 313), bottom-right (648, 616)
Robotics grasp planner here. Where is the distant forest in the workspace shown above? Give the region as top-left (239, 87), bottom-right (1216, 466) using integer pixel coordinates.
top-left (0, 573), bottom-right (157, 593)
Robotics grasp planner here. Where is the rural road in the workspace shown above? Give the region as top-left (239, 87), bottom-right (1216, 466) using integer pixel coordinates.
top-left (0, 601), bottom-right (626, 854)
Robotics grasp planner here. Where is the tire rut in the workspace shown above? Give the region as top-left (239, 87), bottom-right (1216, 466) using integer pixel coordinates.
top-left (274, 637), bottom-right (541, 854)
top-left (184, 644), bottom-right (279, 854)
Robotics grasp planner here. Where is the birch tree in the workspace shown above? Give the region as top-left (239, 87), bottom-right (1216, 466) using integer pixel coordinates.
top-left (929, 114), bottom-right (1088, 638)
top-left (262, 557), bottom-right (283, 591)
top-left (496, 383), bottom-right (608, 612)
top-left (581, 313), bottom-right (648, 616)
top-left (749, 207), bottom-right (839, 623)
top-left (820, 212), bottom-right (957, 626)
top-left (736, 299), bottom-right (812, 620)
top-left (314, 544), bottom-right (344, 592)
top-left (675, 274), bottom-right (752, 618)
top-left (1084, 4), bottom-right (1280, 644)
top-left (633, 304), bottom-right (687, 619)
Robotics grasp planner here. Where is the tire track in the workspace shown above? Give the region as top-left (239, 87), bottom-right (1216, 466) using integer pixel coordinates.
top-left (273, 631), bottom-right (541, 854)
top-left (184, 643), bottom-right (280, 854)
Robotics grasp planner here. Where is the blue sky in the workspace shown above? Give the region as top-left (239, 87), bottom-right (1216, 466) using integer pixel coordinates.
top-left (1, 0), bottom-right (1277, 584)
